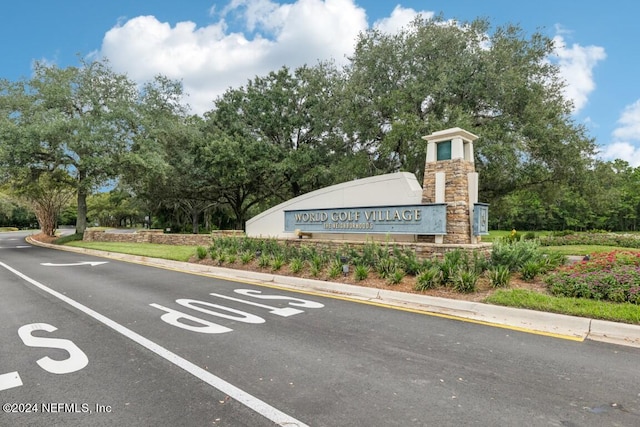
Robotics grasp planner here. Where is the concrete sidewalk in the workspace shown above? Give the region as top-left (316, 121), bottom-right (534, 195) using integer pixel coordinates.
top-left (27, 237), bottom-right (640, 349)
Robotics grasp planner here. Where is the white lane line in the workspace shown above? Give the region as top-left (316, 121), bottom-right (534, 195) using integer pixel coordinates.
top-left (0, 261), bottom-right (308, 427)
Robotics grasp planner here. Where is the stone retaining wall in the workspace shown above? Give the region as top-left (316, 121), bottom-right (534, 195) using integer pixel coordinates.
top-left (82, 229), bottom-right (491, 260)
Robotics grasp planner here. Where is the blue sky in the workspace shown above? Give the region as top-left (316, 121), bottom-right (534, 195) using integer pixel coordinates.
top-left (2, 0), bottom-right (639, 165)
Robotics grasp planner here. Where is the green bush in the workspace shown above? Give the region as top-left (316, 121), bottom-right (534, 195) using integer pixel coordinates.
top-left (487, 265), bottom-right (511, 288)
top-left (354, 264), bottom-right (369, 281)
top-left (271, 255), bottom-right (285, 271)
top-left (520, 260), bottom-right (542, 281)
top-left (453, 269), bottom-right (479, 293)
top-left (376, 258), bottom-right (397, 279)
top-left (196, 246), bottom-right (208, 260)
top-left (388, 269), bottom-right (405, 285)
top-left (240, 251), bottom-right (253, 264)
top-left (257, 254), bottom-right (270, 269)
top-left (491, 239), bottom-right (543, 272)
top-left (289, 257), bottom-right (303, 274)
top-left (328, 259), bottom-right (342, 279)
top-left (415, 267), bottom-right (442, 291)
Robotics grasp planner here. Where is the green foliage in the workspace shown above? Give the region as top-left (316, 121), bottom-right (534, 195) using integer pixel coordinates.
top-left (216, 251), bottom-right (227, 266)
top-left (491, 239), bottom-right (543, 272)
top-left (453, 269), bottom-right (480, 293)
top-left (388, 269), bottom-right (405, 285)
top-left (520, 260), bottom-right (542, 281)
top-left (240, 251), bottom-right (253, 265)
top-left (309, 260), bottom-right (321, 277)
top-left (257, 254), bottom-right (270, 269)
top-left (53, 233), bottom-right (84, 245)
top-left (289, 257), bottom-right (303, 274)
top-left (485, 289), bottom-right (640, 325)
top-left (487, 265), bottom-right (511, 288)
top-left (545, 251), bottom-right (640, 304)
top-left (196, 246), bottom-right (208, 260)
top-left (415, 267), bottom-right (442, 291)
top-left (376, 257), bottom-right (397, 279)
top-left (540, 232), bottom-right (640, 249)
top-left (394, 248), bottom-right (424, 276)
top-left (271, 255), bottom-right (285, 271)
top-left (328, 259), bottom-right (343, 279)
top-left (354, 264), bottom-right (369, 281)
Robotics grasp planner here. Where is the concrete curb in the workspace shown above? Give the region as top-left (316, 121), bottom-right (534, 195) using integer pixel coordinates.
top-left (26, 237), bottom-right (640, 348)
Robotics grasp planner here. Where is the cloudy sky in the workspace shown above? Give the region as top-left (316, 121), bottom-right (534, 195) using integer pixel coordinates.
top-left (2, 0), bottom-right (639, 165)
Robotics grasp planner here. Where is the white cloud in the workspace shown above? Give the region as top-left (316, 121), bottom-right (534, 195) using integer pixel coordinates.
top-left (612, 100), bottom-right (640, 141)
top-left (372, 5), bottom-right (433, 34)
top-left (551, 34), bottom-right (606, 113)
top-left (100, 0), bottom-right (369, 114)
top-left (600, 100), bottom-right (640, 167)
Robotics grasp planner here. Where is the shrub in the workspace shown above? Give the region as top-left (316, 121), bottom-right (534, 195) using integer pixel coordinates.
top-left (453, 269), bottom-right (479, 293)
top-left (328, 260), bottom-right (342, 279)
top-left (257, 254), bottom-right (270, 269)
top-left (487, 265), bottom-right (511, 288)
top-left (520, 260), bottom-right (542, 281)
top-left (544, 251), bottom-right (640, 303)
top-left (388, 269), bottom-right (405, 285)
top-left (394, 248), bottom-right (423, 276)
top-left (376, 258), bottom-right (397, 279)
top-left (217, 251), bottom-right (229, 265)
top-left (289, 258), bottom-right (303, 274)
top-left (354, 264), bottom-right (369, 281)
top-left (271, 255), bottom-right (285, 271)
top-left (309, 261), bottom-right (321, 277)
top-left (196, 246), bottom-right (208, 260)
top-left (491, 239), bottom-right (543, 272)
top-left (240, 251), bottom-right (253, 264)
top-left (415, 267), bottom-right (442, 291)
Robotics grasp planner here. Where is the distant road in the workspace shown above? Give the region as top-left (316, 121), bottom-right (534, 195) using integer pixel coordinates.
top-left (1, 230), bottom-right (639, 426)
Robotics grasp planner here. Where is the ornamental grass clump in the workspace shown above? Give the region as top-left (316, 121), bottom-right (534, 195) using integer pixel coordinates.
top-left (545, 251), bottom-right (640, 304)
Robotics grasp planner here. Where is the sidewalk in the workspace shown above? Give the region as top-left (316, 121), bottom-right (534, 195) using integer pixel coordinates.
top-left (28, 237), bottom-right (640, 349)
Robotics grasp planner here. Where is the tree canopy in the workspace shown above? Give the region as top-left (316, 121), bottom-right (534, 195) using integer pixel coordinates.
top-left (1, 16), bottom-right (638, 234)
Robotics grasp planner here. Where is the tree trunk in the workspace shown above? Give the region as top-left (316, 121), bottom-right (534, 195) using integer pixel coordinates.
top-left (191, 207), bottom-right (199, 234)
top-left (76, 179), bottom-right (88, 235)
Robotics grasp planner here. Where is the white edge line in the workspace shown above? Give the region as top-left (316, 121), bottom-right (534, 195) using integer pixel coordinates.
top-left (0, 261), bottom-right (307, 427)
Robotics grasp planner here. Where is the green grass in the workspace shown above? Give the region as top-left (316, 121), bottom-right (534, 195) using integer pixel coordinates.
top-left (484, 289), bottom-right (640, 325)
top-left (65, 241), bottom-right (197, 262)
top-left (0, 227), bottom-right (20, 232)
top-left (541, 245), bottom-right (640, 256)
top-left (484, 230), bottom-right (552, 242)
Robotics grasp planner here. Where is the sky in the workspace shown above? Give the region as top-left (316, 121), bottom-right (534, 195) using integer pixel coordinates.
top-left (1, 0), bottom-right (639, 166)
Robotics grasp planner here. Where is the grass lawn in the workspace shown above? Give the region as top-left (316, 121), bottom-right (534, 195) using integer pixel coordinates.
top-left (485, 289), bottom-right (640, 325)
top-left (66, 241), bottom-right (197, 262)
top-left (541, 245), bottom-right (640, 256)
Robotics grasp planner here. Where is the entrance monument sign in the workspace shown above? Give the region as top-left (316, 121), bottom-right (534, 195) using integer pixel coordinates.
top-left (284, 204), bottom-right (447, 235)
top-left (246, 127), bottom-right (489, 245)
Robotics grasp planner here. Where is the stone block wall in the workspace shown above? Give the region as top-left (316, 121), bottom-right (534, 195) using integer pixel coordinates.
top-left (82, 229), bottom-right (491, 261)
top-left (83, 229), bottom-right (213, 246)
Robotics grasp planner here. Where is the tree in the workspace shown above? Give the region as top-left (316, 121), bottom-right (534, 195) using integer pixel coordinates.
top-left (208, 63), bottom-right (349, 202)
top-left (0, 58), bottom-right (138, 234)
top-left (343, 15), bottom-right (596, 205)
top-left (13, 170), bottom-right (74, 236)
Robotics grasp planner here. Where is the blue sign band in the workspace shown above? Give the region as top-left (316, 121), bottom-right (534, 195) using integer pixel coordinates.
top-left (284, 204), bottom-right (447, 235)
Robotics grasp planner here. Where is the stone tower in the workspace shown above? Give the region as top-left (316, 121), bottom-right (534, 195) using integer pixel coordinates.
top-left (421, 127), bottom-right (480, 244)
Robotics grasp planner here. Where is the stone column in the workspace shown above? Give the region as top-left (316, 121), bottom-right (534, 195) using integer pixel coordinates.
top-left (421, 127), bottom-right (479, 244)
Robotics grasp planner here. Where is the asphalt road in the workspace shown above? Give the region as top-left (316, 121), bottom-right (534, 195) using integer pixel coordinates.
top-left (1, 231), bottom-right (640, 426)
